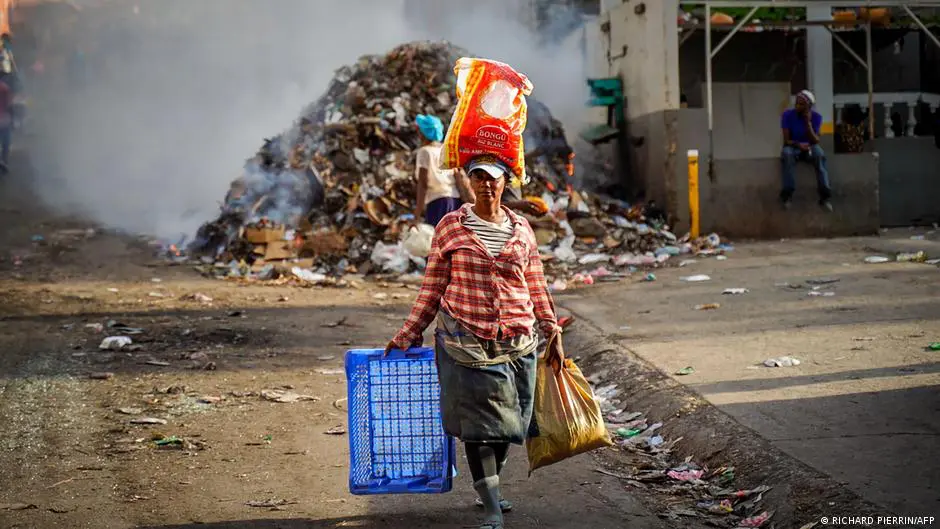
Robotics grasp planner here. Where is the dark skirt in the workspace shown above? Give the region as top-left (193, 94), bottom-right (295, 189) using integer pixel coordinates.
top-left (434, 330), bottom-right (537, 445)
top-left (425, 197), bottom-right (462, 227)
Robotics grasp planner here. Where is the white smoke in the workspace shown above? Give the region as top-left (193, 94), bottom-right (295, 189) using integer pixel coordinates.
top-left (24, 0), bottom-right (593, 240)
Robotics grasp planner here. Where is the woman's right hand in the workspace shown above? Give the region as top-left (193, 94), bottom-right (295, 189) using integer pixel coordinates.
top-left (383, 341), bottom-right (397, 357)
top-left (545, 332), bottom-right (565, 373)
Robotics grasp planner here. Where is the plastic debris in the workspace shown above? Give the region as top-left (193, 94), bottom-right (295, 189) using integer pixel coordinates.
top-left (737, 511), bottom-right (773, 528)
top-left (99, 336), bottom-right (133, 351)
top-left (260, 389), bottom-right (319, 403)
top-left (402, 223), bottom-right (435, 258)
top-left (674, 366), bottom-right (695, 376)
top-left (681, 275), bottom-right (711, 282)
top-left (722, 288), bottom-right (749, 295)
top-left (926, 343), bottom-right (940, 351)
top-left (324, 425), bottom-right (347, 435)
top-left (370, 242), bottom-right (410, 274)
top-left (864, 256), bottom-right (890, 264)
top-left (897, 251), bottom-right (928, 263)
top-left (130, 417), bottom-right (168, 425)
top-left (694, 303), bottom-right (721, 310)
top-left (668, 469), bottom-right (704, 481)
top-left (763, 356), bottom-right (801, 367)
top-left (291, 267), bottom-right (327, 283)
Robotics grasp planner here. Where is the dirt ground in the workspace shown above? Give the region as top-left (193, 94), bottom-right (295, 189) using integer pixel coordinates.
top-left (559, 232), bottom-right (940, 518)
top-left (0, 157), bottom-right (719, 529)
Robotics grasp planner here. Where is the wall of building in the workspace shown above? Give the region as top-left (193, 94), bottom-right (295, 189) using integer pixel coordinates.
top-left (667, 108), bottom-right (880, 239)
top-left (872, 137), bottom-right (940, 226)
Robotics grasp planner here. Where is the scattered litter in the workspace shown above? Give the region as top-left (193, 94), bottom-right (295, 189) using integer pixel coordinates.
top-left (694, 303), bottom-right (720, 311)
top-left (292, 267), bottom-right (327, 283)
top-left (697, 499), bottom-right (734, 514)
top-left (926, 343), bottom-right (940, 351)
top-left (332, 398), bottom-right (348, 411)
top-left (245, 498), bottom-right (294, 509)
top-left (910, 235), bottom-right (926, 240)
top-left (324, 425), bottom-right (347, 435)
top-left (84, 323), bottom-right (104, 332)
top-left (716, 255), bottom-right (728, 261)
top-left (644, 273), bottom-right (656, 282)
top-left (153, 435), bottom-right (183, 447)
top-left (737, 511), bottom-right (773, 528)
top-left (99, 336), bottom-right (133, 351)
top-left (130, 417), bottom-right (168, 425)
top-left (668, 469), bottom-right (704, 481)
top-left (321, 317), bottom-right (351, 329)
top-left (680, 275), bottom-right (711, 282)
top-left (926, 258), bottom-right (940, 265)
top-left (763, 356), bottom-right (801, 367)
top-left (674, 366), bottom-right (695, 376)
top-left (316, 355), bottom-right (337, 361)
top-left (896, 251), bottom-right (927, 263)
top-left (864, 256), bottom-right (890, 264)
top-left (147, 292), bottom-right (166, 298)
top-left (144, 360), bottom-right (170, 367)
top-left (722, 288), bottom-right (749, 295)
top-left (807, 291), bottom-right (835, 297)
top-left (806, 278), bottom-right (839, 285)
top-left (0, 503), bottom-right (37, 511)
top-left (182, 292), bottom-right (213, 303)
top-left (678, 260), bottom-right (697, 267)
top-left (260, 389), bottom-right (319, 403)
top-left (315, 368), bottom-right (344, 376)
top-left (107, 288), bottom-right (119, 293)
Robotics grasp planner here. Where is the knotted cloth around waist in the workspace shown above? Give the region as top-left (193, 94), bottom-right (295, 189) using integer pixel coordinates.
top-left (435, 310), bottom-right (537, 368)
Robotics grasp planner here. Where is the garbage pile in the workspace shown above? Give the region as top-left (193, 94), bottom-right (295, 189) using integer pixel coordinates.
top-left (184, 40), bottom-right (726, 286)
top-left (592, 379), bottom-right (777, 529)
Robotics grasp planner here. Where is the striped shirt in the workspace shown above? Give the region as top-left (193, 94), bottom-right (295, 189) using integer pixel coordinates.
top-left (464, 208), bottom-right (514, 257)
top-left (391, 203), bottom-right (559, 348)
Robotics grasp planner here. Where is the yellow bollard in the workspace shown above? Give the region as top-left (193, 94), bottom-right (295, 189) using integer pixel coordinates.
top-left (687, 150), bottom-right (700, 239)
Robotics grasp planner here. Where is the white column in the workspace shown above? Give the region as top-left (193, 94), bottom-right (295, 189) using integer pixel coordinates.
top-left (807, 5), bottom-right (835, 135)
top-left (907, 103), bottom-right (917, 136)
top-left (884, 102), bottom-right (895, 138)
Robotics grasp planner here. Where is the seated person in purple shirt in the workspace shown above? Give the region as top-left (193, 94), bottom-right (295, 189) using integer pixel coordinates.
top-left (780, 90), bottom-right (832, 211)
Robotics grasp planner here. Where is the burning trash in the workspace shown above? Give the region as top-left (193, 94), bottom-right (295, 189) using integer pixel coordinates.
top-left (184, 41), bottom-right (726, 285)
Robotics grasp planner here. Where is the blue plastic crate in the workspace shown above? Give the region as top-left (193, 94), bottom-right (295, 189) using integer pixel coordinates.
top-left (345, 347), bottom-right (456, 495)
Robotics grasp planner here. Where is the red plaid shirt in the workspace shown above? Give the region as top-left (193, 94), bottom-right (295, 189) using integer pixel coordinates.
top-left (392, 204), bottom-right (559, 349)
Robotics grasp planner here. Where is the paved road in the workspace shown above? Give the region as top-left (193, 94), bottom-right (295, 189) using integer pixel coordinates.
top-left (558, 234), bottom-right (940, 517)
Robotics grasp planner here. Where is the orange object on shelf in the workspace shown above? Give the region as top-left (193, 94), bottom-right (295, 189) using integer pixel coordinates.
top-left (710, 12), bottom-right (734, 25)
top-left (833, 10), bottom-right (857, 23)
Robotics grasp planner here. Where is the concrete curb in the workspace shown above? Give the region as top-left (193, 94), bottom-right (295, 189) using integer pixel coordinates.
top-left (560, 312), bottom-right (885, 528)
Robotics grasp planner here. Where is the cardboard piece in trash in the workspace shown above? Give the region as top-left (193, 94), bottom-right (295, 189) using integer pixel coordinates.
top-left (244, 226), bottom-right (286, 244)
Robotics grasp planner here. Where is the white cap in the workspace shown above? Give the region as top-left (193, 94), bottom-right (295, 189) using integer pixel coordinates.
top-left (466, 158), bottom-right (511, 179)
top-left (798, 89), bottom-right (815, 105)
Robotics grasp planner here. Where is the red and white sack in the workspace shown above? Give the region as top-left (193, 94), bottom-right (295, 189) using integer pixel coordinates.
top-left (441, 57), bottom-right (534, 185)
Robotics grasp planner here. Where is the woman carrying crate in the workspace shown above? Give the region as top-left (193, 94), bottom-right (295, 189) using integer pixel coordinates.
top-left (385, 155), bottom-right (564, 529)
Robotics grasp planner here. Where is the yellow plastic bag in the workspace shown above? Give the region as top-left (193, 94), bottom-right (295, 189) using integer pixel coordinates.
top-left (526, 342), bottom-right (613, 473)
